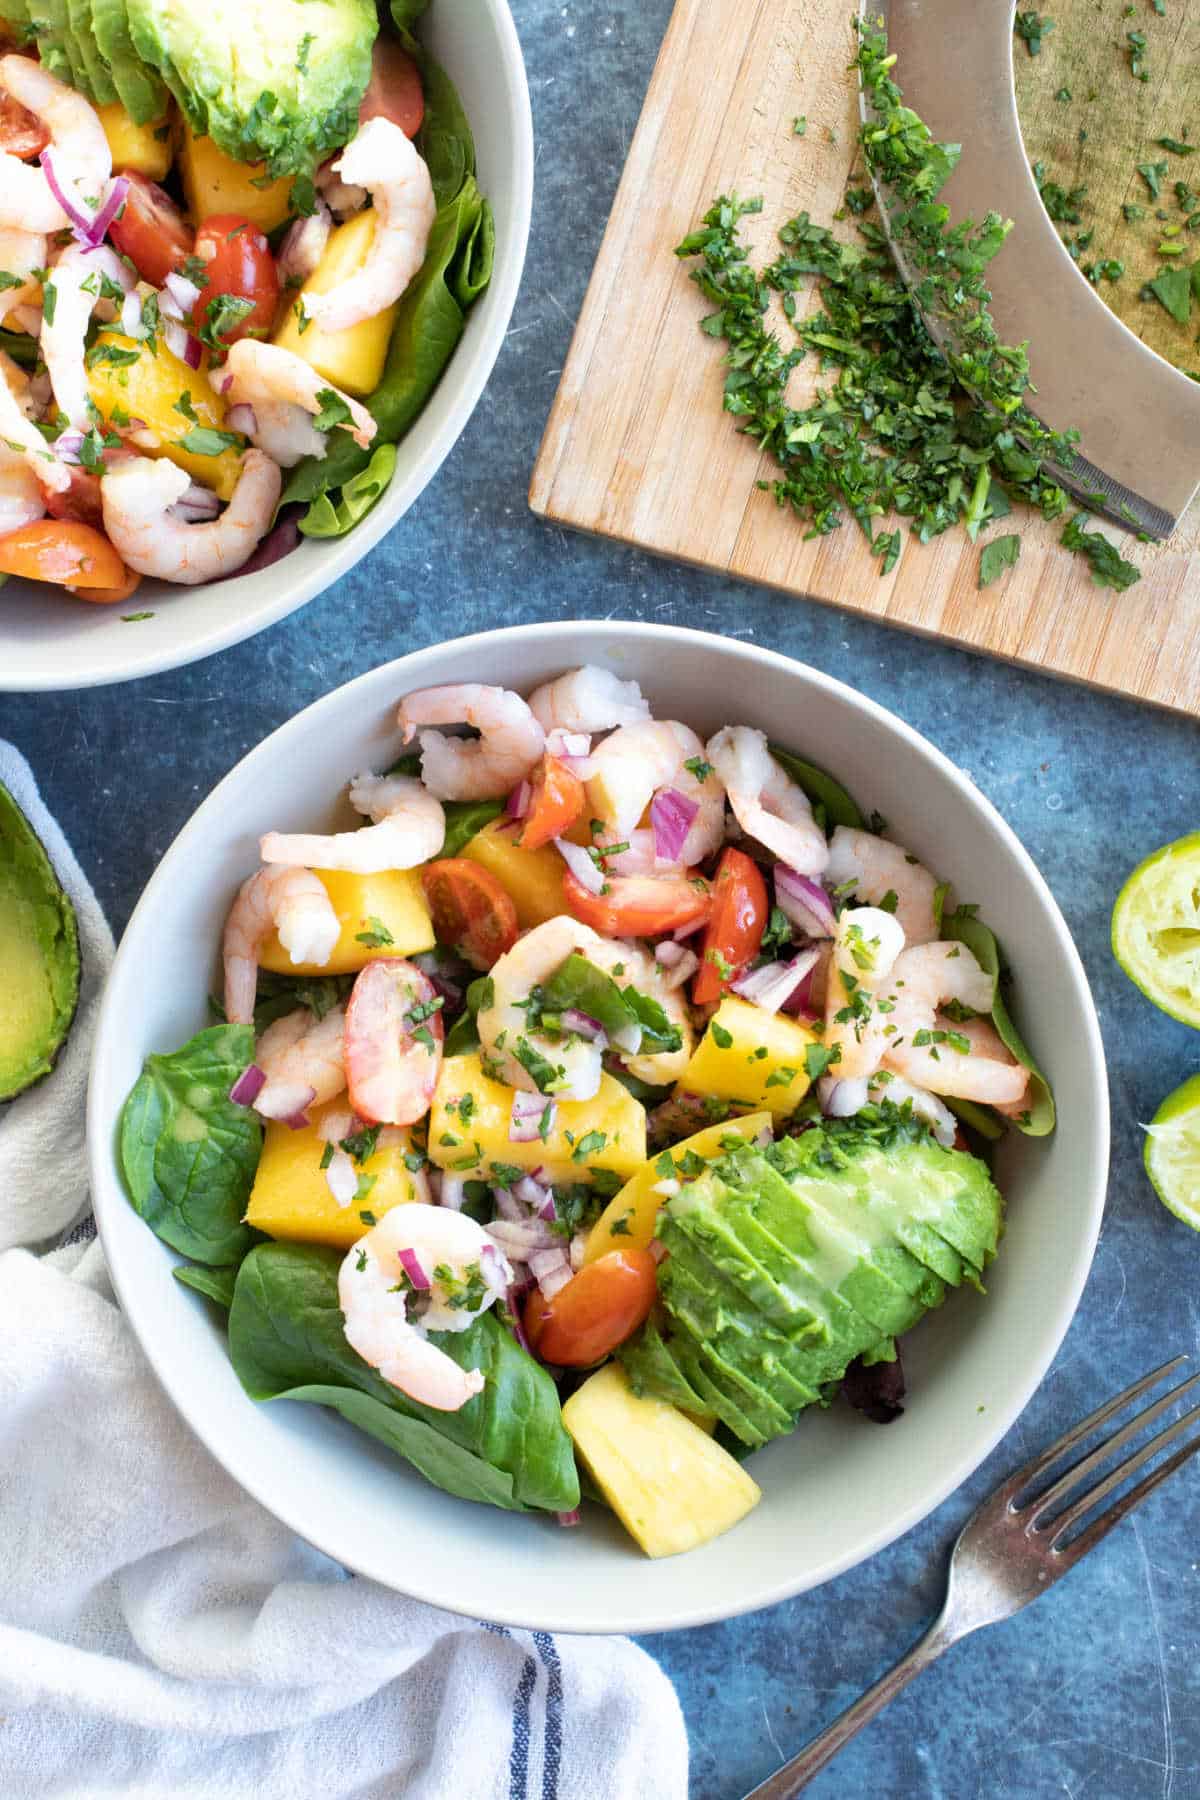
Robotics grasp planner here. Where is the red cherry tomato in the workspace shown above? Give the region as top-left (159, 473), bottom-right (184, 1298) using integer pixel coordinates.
top-left (0, 90), bottom-right (48, 159)
top-left (519, 756), bottom-right (586, 852)
top-left (523, 1250), bottom-right (659, 1367)
top-left (43, 465), bottom-right (104, 531)
top-left (692, 847), bottom-right (769, 1005)
top-left (344, 959), bottom-right (444, 1126)
top-left (420, 858), bottom-right (519, 971)
top-left (108, 173), bottom-right (194, 288)
top-left (191, 215), bottom-right (281, 345)
top-left (562, 870), bottom-right (712, 938)
top-left (359, 37), bottom-right (425, 138)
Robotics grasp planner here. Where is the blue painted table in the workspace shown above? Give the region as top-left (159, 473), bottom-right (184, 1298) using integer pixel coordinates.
top-left (3, 4), bottom-right (1198, 1794)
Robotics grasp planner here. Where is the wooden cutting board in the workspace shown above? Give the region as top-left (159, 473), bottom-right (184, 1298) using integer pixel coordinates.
top-left (529, 0), bottom-right (1200, 717)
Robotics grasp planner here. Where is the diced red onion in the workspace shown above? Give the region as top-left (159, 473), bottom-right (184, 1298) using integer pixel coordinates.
top-left (398, 1246), bottom-right (431, 1289)
top-left (506, 1280), bottom-right (534, 1353)
top-left (673, 914), bottom-right (706, 941)
top-left (167, 482), bottom-right (222, 525)
top-left (753, 1124), bottom-right (774, 1148)
top-left (820, 1075), bottom-right (869, 1118)
top-left (324, 1147), bottom-right (358, 1208)
top-left (492, 1185), bottom-right (523, 1221)
top-left (163, 318), bottom-right (203, 369)
top-left (254, 1080), bottom-right (316, 1123)
top-left (276, 203), bottom-right (332, 285)
top-left (89, 175), bottom-right (128, 243)
top-left (650, 787), bottom-right (698, 863)
top-left (505, 779), bottom-right (531, 821)
top-left (164, 270), bottom-right (201, 316)
top-left (41, 152), bottom-right (127, 245)
top-left (217, 370), bottom-right (234, 395)
top-left (557, 754), bottom-right (595, 780)
top-left (439, 1174), bottom-right (466, 1211)
top-left (556, 1508), bottom-right (581, 1527)
top-left (611, 1022), bottom-right (643, 1055)
top-left (510, 1089), bottom-right (554, 1143)
top-left (559, 1008), bottom-right (608, 1047)
top-left (649, 1240), bottom-right (668, 1265)
top-left (546, 729), bottom-right (590, 759)
top-left (537, 1193), bottom-right (557, 1223)
top-left (569, 1229), bottom-right (588, 1272)
top-left (513, 1174), bottom-right (550, 1212)
top-left (555, 835), bottom-right (604, 894)
top-left (158, 286), bottom-right (182, 322)
top-left (487, 1218), bottom-right (558, 1256)
top-left (655, 939), bottom-right (686, 967)
top-left (315, 1106), bottom-right (358, 1144)
top-left (228, 1063), bottom-right (265, 1106)
top-left (660, 947), bottom-right (699, 990)
top-left (528, 1246), bottom-right (573, 1299)
top-left (282, 1107), bottom-right (312, 1131)
top-left (775, 866), bottom-right (836, 938)
top-left (119, 290), bottom-right (147, 338)
top-left (53, 429), bottom-right (84, 465)
top-left (226, 402), bottom-right (258, 437)
top-left (730, 947), bottom-right (820, 1014)
top-left (480, 1242), bottom-right (510, 1296)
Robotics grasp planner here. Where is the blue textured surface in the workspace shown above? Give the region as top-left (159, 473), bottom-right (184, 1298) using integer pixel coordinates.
top-left (2, 4), bottom-right (1199, 1795)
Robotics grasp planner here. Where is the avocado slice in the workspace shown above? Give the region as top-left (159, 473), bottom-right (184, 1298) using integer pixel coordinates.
top-left (91, 0), bottom-right (167, 123)
top-left (0, 0), bottom-right (34, 47)
top-left (0, 783), bottom-right (80, 1102)
top-left (67, 0), bottom-right (117, 102)
top-left (24, 1), bottom-right (76, 83)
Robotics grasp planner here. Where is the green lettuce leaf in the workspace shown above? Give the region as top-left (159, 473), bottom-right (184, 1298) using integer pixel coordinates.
top-left (298, 444), bottom-right (397, 540)
top-left (942, 909), bottom-right (1056, 1136)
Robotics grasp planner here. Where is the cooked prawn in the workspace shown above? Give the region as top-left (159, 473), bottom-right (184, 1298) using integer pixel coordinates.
top-left (239, 400), bottom-right (328, 469)
top-left (823, 904), bottom-right (907, 1082)
top-left (100, 451), bottom-right (282, 584)
top-left (0, 441), bottom-right (45, 531)
top-left (879, 941), bottom-right (1028, 1106)
top-left (585, 936), bottom-right (694, 1084)
top-left (477, 915), bottom-right (608, 1100)
top-left (339, 1204), bottom-right (511, 1410)
top-left (222, 340), bottom-right (376, 450)
top-left (343, 959), bottom-right (444, 1126)
top-left (0, 351), bottom-right (69, 493)
top-left (826, 827), bottom-right (940, 947)
top-left (254, 1005), bottom-right (347, 1121)
top-left (527, 665), bottom-right (651, 734)
top-left (301, 118), bottom-right (435, 332)
top-left (41, 243), bottom-right (133, 429)
top-left (0, 228), bottom-right (46, 328)
top-left (0, 56), bottom-right (110, 231)
top-left (867, 1070), bottom-right (957, 1147)
top-left (587, 720), bottom-right (725, 867)
top-left (706, 726), bottom-right (829, 876)
top-left (222, 865), bottom-right (340, 1025)
top-left (398, 683), bottom-right (545, 801)
top-left (260, 772), bottom-right (445, 873)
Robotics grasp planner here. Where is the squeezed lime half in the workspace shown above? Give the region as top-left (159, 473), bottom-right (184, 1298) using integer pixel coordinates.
top-left (1144, 1074), bottom-right (1200, 1231)
top-left (1112, 832), bottom-right (1200, 1028)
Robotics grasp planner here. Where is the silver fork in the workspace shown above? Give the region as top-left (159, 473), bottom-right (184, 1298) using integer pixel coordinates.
top-left (746, 1355), bottom-right (1200, 1798)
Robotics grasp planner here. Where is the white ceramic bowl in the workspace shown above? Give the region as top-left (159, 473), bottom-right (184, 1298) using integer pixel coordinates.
top-left (89, 622), bottom-right (1109, 1634)
top-left (0, 2), bottom-right (532, 693)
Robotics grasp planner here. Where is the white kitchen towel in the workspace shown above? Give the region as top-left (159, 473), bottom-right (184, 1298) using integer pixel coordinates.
top-left (0, 743), bottom-right (688, 1800)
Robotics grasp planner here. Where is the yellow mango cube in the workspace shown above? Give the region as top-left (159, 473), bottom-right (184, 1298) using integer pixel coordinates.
top-left (677, 996), bottom-right (817, 1117)
top-left (245, 1098), bottom-right (424, 1249)
top-left (98, 102), bottom-right (171, 179)
top-left (585, 1111), bottom-right (772, 1263)
top-left (562, 1364), bottom-right (760, 1558)
top-left (259, 869), bottom-right (435, 978)
top-left (88, 332), bottom-right (243, 501)
top-left (428, 1053), bottom-right (646, 1186)
top-left (179, 120), bottom-right (293, 232)
top-left (272, 213), bottom-right (397, 397)
top-left (460, 819), bottom-right (567, 929)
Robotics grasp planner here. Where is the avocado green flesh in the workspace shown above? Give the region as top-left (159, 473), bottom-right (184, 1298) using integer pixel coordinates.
top-left (0, 783), bottom-right (80, 1102)
top-left (621, 1121), bottom-right (1003, 1449)
top-left (0, 0), bottom-right (33, 47)
top-left (24, 1), bottom-right (76, 82)
top-left (91, 0), bottom-right (168, 123)
top-left (66, 0), bottom-right (117, 101)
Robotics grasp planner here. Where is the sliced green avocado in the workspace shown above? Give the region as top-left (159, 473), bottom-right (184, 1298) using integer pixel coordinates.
top-left (0, 0), bottom-right (33, 47)
top-left (66, 0), bottom-right (117, 102)
top-left (0, 782), bottom-right (80, 1102)
top-left (92, 0), bottom-right (167, 124)
top-left (24, 0), bottom-right (77, 83)
top-left (620, 1108), bottom-right (1003, 1448)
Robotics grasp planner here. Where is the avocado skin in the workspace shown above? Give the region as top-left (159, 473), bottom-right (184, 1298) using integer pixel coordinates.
top-left (620, 1117), bottom-right (1003, 1448)
top-left (0, 782), bottom-right (81, 1102)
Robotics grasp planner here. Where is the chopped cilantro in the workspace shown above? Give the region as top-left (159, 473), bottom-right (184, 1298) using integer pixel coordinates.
top-left (354, 916), bottom-right (395, 947)
top-left (710, 1021), bottom-right (734, 1049)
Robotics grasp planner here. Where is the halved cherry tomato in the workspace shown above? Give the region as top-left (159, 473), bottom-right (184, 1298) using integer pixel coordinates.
top-left (0, 91), bottom-right (48, 160)
top-left (523, 1250), bottom-right (659, 1367)
top-left (562, 870), bottom-right (711, 938)
top-left (344, 959), bottom-right (443, 1125)
top-left (0, 520), bottom-right (128, 593)
top-left (519, 756), bottom-right (585, 851)
top-left (72, 566), bottom-right (143, 605)
top-left (692, 847), bottom-right (769, 1006)
top-left (192, 215), bottom-right (281, 345)
top-left (108, 172), bottom-right (193, 288)
top-left (420, 859), bottom-right (519, 971)
top-left (359, 37), bottom-right (425, 138)
top-left (43, 465), bottom-right (104, 531)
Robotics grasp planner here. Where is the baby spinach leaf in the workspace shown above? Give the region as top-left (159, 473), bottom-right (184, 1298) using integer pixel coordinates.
top-left (298, 444), bottom-right (397, 540)
top-left (120, 1024), bottom-right (262, 1265)
top-left (174, 1262), bottom-right (240, 1309)
top-left (228, 1241), bottom-right (579, 1513)
top-left (941, 910), bottom-right (1056, 1135)
top-left (945, 1097), bottom-right (1005, 1143)
top-left (540, 953), bottom-right (682, 1054)
top-left (443, 973), bottom-right (491, 1055)
top-left (438, 797), bottom-right (504, 859)
top-left (252, 970), bottom-right (354, 1033)
top-left (768, 745), bottom-right (865, 832)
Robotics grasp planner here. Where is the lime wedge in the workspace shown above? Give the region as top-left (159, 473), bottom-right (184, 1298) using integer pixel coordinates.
top-left (1144, 1074), bottom-right (1200, 1230)
top-left (1112, 832), bottom-right (1200, 1028)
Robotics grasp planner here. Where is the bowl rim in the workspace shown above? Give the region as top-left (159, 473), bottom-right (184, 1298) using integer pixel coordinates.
top-left (88, 620), bottom-right (1111, 1632)
top-left (0, 0), bottom-right (534, 694)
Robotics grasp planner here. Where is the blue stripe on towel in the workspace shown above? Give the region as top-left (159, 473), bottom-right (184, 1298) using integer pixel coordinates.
top-left (532, 1633), bottom-right (563, 1800)
top-left (509, 1647), bottom-right (538, 1799)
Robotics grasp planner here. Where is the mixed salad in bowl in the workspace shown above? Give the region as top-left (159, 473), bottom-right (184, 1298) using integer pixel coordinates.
top-left (0, 0), bottom-right (490, 604)
top-left (120, 664), bottom-right (1055, 1558)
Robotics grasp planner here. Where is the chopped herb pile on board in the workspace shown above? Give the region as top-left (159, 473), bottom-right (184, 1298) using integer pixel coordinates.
top-left (674, 19), bottom-right (1141, 591)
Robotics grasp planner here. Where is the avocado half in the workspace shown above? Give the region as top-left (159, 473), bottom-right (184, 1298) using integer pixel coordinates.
top-left (0, 781), bottom-right (81, 1102)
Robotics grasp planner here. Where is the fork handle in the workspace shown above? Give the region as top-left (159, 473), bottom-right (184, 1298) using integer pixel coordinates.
top-left (743, 1609), bottom-right (959, 1797)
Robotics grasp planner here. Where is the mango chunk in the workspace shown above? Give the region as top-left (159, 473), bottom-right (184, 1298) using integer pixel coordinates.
top-left (258, 868), bottom-right (435, 978)
top-left (245, 1098), bottom-right (424, 1249)
top-left (585, 1111), bottom-right (772, 1263)
top-left (88, 331), bottom-right (243, 500)
top-left (676, 996), bottom-right (817, 1117)
top-left (272, 212), bottom-right (397, 398)
top-left (178, 120), bottom-right (293, 232)
top-left (562, 1364), bottom-right (760, 1558)
top-left (460, 819), bottom-right (566, 929)
top-left (98, 103), bottom-right (172, 178)
top-left (428, 1053), bottom-right (646, 1186)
